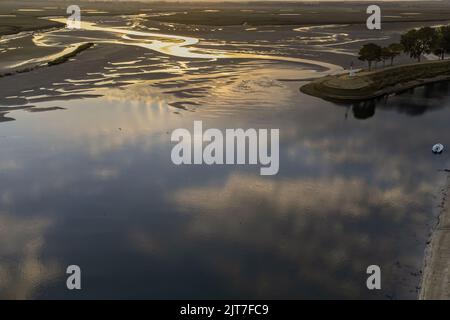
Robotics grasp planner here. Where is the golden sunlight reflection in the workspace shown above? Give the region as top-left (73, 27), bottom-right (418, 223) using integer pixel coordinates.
top-left (0, 213), bottom-right (59, 299)
top-left (40, 18), bottom-right (342, 74)
top-left (8, 86), bottom-right (181, 157)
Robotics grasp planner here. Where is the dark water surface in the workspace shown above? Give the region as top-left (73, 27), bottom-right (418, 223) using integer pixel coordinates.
top-left (1, 71), bottom-right (450, 299)
top-left (1, 17), bottom-right (450, 299)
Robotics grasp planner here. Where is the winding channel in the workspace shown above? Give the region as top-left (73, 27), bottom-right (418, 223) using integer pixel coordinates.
top-left (33, 17), bottom-right (343, 74)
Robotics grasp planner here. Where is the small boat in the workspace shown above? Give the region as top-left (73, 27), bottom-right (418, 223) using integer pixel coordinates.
top-left (432, 143), bottom-right (444, 154)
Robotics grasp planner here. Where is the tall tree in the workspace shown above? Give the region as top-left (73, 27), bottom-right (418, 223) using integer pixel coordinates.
top-left (432, 27), bottom-right (446, 60)
top-left (358, 43), bottom-right (382, 71)
top-left (401, 27), bottom-right (435, 62)
top-left (440, 25), bottom-right (450, 59)
top-left (380, 47), bottom-right (392, 67)
top-left (387, 43), bottom-right (403, 65)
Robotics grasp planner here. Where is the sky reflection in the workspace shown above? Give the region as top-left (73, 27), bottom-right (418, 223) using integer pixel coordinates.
top-left (1, 13), bottom-right (450, 299)
top-left (1, 72), bottom-right (449, 298)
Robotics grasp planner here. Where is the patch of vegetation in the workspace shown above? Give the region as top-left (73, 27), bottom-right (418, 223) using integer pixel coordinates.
top-left (304, 24), bottom-right (450, 101)
top-left (47, 43), bottom-right (94, 66)
top-left (358, 25), bottom-right (450, 70)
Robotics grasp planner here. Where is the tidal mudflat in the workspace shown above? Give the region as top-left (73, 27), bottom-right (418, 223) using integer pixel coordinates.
top-left (1, 1), bottom-right (450, 299)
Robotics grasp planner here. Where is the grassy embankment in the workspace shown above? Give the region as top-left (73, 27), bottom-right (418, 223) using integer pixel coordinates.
top-left (300, 60), bottom-right (450, 102)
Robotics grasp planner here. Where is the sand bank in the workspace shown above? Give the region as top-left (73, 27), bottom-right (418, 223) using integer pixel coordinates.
top-left (420, 173), bottom-right (450, 300)
top-left (0, 42), bottom-right (94, 78)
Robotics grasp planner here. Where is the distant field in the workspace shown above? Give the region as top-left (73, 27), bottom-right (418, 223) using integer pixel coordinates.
top-left (0, 0), bottom-right (144, 36)
top-left (149, 5), bottom-right (450, 26)
top-left (1, 0), bottom-right (450, 34)
top-left (0, 17), bottom-right (63, 36)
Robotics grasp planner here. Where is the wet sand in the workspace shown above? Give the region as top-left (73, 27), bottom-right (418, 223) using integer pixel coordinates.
top-left (149, 1), bottom-right (450, 26)
top-left (420, 173), bottom-right (450, 300)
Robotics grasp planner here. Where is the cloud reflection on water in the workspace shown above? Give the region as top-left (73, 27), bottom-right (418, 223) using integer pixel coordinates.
top-left (0, 213), bottom-right (59, 299)
top-left (1, 13), bottom-right (450, 299)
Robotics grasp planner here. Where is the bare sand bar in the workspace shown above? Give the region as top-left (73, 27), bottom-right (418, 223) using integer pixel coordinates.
top-left (420, 174), bottom-right (450, 300)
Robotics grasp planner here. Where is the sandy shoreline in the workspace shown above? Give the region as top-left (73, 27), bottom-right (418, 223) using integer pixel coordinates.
top-left (420, 173), bottom-right (450, 299)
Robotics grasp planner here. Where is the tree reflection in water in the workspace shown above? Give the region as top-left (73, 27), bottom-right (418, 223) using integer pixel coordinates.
top-left (339, 81), bottom-right (450, 120)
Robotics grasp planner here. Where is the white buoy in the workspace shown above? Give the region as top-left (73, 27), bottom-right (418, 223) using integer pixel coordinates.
top-left (432, 143), bottom-right (444, 154)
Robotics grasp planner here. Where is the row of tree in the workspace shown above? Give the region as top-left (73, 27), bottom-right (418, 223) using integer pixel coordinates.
top-left (358, 25), bottom-right (450, 70)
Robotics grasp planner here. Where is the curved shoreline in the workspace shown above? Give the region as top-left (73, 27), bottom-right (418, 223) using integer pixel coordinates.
top-left (44, 18), bottom-right (343, 74)
top-left (300, 60), bottom-right (450, 102)
top-left (420, 173), bottom-right (450, 300)
top-left (0, 42), bottom-right (94, 78)
top-left (300, 58), bottom-right (450, 299)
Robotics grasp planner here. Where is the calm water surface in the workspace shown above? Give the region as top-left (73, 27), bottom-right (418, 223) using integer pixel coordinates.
top-left (1, 17), bottom-right (450, 299)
